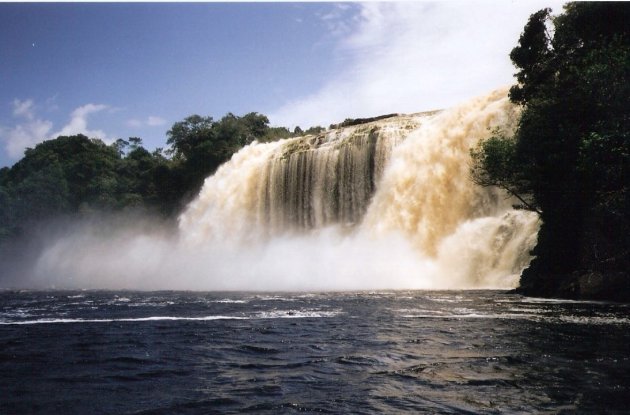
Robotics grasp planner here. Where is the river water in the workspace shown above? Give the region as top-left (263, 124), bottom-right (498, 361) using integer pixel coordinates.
top-left (1, 290), bottom-right (629, 414)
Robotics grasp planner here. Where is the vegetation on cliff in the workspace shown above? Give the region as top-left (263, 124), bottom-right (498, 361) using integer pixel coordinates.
top-left (471, 2), bottom-right (630, 300)
top-left (1, 2), bottom-right (628, 300)
top-left (0, 113), bottom-right (324, 244)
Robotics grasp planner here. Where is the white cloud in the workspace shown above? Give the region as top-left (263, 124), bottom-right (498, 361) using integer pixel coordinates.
top-left (53, 103), bottom-right (109, 140)
top-left (318, 3), bottom-right (356, 38)
top-left (12, 99), bottom-right (35, 120)
top-left (127, 115), bottom-right (167, 128)
top-left (3, 119), bottom-right (54, 159)
top-left (270, 1), bottom-right (564, 128)
top-left (147, 116), bottom-right (166, 127)
top-left (1, 101), bottom-right (112, 160)
top-left (126, 119), bottom-right (143, 128)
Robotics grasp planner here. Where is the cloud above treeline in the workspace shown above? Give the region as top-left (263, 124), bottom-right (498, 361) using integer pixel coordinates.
top-left (0, 99), bottom-right (166, 160)
top-left (270, 1), bottom-right (564, 129)
top-left (1, 100), bottom-right (110, 159)
top-left (127, 116), bottom-right (167, 129)
top-left (12, 99), bottom-right (36, 120)
top-left (53, 103), bottom-right (110, 141)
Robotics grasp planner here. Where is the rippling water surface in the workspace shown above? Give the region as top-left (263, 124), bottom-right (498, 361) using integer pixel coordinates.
top-left (1, 290), bottom-right (629, 414)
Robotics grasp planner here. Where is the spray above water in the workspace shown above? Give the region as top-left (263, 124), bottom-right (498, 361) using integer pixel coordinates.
top-left (31, 88), bottom-right (539, 291)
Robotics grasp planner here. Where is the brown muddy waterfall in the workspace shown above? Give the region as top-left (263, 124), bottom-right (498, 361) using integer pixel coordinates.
top-left (32, 89), bottom-right (539, 291)
top-left (178, 88), bottom-right (540, 289)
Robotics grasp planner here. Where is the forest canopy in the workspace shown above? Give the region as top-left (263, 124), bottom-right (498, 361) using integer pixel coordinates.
top-left (471, 2), bottom-right (630, 297)
top-left (1, 2), bottom-right (628, 301)
top-left (0, 113), bottom-right (323, 243)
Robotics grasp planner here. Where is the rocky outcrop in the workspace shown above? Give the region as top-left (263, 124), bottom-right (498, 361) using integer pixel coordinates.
top-left (515, 271), bottom-right (630, 302)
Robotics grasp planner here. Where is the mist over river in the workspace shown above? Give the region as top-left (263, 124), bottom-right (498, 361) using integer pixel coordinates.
top-left (19, 90), bottom-right (539, 292)
top-left (2, 91), bottom-right (627, 413)
top-left (2, 290), bottom-right (629, 414)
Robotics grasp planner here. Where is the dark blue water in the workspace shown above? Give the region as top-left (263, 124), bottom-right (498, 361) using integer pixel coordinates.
top-left (1, 290), bottom-right (629, 414)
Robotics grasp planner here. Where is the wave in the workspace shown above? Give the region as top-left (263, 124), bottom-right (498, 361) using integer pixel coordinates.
top-left (0, 309), bottom-right (342, 325)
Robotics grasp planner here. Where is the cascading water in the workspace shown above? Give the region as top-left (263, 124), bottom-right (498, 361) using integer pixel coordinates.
top-left (179, 113), bottom-right (422, 243)
top-left (178, 88), bottom-right (540, 289)
top-left (31, 88), bottom-right (539, 291)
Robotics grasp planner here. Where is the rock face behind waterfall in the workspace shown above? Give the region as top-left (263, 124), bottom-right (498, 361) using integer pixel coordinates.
top-left (178, 89), bottom-right (541, 290)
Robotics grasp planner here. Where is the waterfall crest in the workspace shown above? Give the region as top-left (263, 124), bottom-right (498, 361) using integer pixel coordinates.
top-left (180, 113), bottom-right (425, 243)
top-left (179, 88), bottom-right (539, 289)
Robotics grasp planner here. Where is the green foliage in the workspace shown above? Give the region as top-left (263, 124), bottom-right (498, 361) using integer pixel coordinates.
top-left (165, 112), bottom-right (272, 198)
top-left (470, 131), bottom-right (539, 214)
top-left (304, 126), bottom-right (326, 135)
top-left (0, 109), bottom-right (311, 245)
top-left (470, 132), bottom-right (516, 187)
top-left (0, 134), bottom-right (176, 241)
top-left (164, 112), bottom-right (329, 199)
top-left (508, 8), bottom-right (553, 105)
top-left (6, 135), bottom-right (119, 211)
top-left (0, 107), bottom-right (383, 250)
top-left (262, 126), bottom-right (293, 142)
top-left (329, 114), bottom-right (398, 129)
top-left (473, 2), bottom-right (630, 285)
top-left (166, 115), bottom-right (215, 161)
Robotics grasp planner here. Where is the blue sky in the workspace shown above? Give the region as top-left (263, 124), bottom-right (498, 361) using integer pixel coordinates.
top-left (0, 1), bottom-right (563, 167)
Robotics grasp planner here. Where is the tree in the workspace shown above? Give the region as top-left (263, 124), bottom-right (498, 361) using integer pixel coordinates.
top-left (165, 112), bottom-right (272, 199)
top-left (128, 136), bottom-right (143, 151)
top-left (10, 159), bottom-right (70, 231)
top-left (304, 126), bottom-right (325, 135)
top-left (166, 115), bottom-right (215, 161)
top-left (0, 184), bottom-right (12, 241)
top-left (5, 135), bottom-right (120, 211)
top-left (472, 2), bottom-right (630, 291)
top-left (240, 112), bottom-right (270, 141)
top-left (113, 138), bottom-right (129, 157)
top-left (0, 111), bottom-right (319, 247)
top-left (0, 133), bottom-right (182, 242)
top-left (470, 132), bottom-right (540, 214)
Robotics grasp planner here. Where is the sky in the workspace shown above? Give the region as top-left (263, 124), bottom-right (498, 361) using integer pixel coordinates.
top-left (0, 1), bottom-right (565, 167)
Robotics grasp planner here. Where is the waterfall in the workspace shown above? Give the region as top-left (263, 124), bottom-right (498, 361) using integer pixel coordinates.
top-left (31, 88), bottom-right (539, 291)
top-left (179, 113), bottom-right (422, 243)
top-left (179, 88), bottom-right (540, 289)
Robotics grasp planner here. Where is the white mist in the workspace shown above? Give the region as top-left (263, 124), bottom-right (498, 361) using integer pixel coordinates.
top-left (31, 88), bottom-right (539, 291)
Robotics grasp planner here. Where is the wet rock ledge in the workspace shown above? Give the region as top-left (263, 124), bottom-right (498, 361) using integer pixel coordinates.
top-left (514, 271), bottom-right (630, 303)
